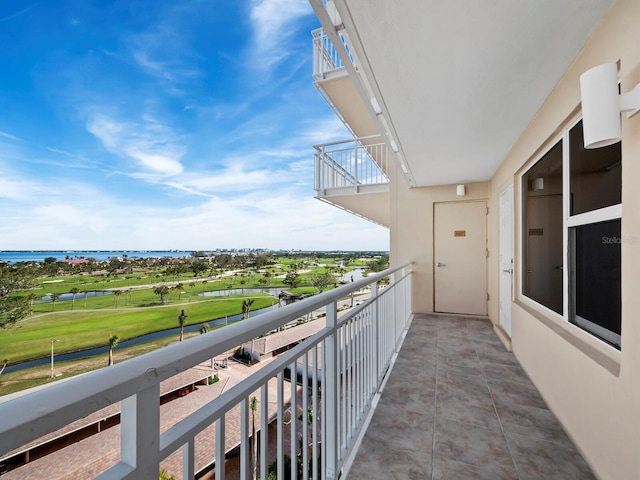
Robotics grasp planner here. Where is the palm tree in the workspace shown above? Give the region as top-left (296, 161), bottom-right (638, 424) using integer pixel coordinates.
top-left (242, 298), bottom-right (254, 320)
top-left (113, 289), bottom-right (123, 308)
top-left (69, 287), bottom-right (80, 310)
top-left (199, 322), bottom-right (214, 368)
top-left (175, 283), bottom-right (184, 301)
top-left (250, 396), bottom-right (258, 480)
top-left (50, 293), bottom-right (60, 311)
top-left (201, 280), bottom-right (208, 293)
top-left (178, 309), bottom-right (189, 341)
top-left (154, 285), bottom-right (170, 305)
top-left (82, 289), bottom-right (89, 308)
top-left (108, 334), bottom-right (119, 366)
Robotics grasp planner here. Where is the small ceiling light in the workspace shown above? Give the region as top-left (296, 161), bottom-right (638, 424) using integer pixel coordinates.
top-left (532, 178), bottom-right (544, 191)
top-left (370, 96), bottom-right (382, 115)
top-left (389, 139), bottom-right (398, 152)
top-left (456, 185), bottom-right (466, 197)
top-left (580, 62), bottom-right (640, 148)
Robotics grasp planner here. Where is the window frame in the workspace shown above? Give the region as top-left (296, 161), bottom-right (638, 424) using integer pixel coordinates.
top-left (519, 116), bottom-right (622, 350)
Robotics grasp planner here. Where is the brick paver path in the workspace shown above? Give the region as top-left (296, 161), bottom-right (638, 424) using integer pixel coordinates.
top-left (2, 357), bottom-right (299, 479)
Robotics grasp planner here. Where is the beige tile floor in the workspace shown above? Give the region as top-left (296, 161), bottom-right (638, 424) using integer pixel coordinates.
top-left (347, 314), bottom-right (595, 480)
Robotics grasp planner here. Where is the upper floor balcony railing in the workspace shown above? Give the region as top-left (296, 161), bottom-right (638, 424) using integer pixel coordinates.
top-left (312, 27), bottom-right (355, 81)
top-left (0, 263), bottom-right (412, 479)
top-left (314, 135), bottom-right (390, 194)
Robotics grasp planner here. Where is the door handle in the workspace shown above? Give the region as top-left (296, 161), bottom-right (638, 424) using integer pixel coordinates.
top-left (436, 262), bottom-right (446, 267)
top-left (502, 269), bottom-right (513, 274)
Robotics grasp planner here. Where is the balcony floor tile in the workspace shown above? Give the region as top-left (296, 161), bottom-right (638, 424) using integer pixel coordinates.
top-left (347, 313), bottom-right (595, 480)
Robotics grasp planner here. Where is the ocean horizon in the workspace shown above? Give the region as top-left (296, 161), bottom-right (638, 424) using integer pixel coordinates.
top-left (0, 250), bottom-right (194, 264)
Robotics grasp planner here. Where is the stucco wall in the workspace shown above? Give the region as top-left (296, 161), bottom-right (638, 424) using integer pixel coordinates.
top-left (389, 161), bottom-right (489, 314)
top-left (485, 0), bottom-right (640, 478)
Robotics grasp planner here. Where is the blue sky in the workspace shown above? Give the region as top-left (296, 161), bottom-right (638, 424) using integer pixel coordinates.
top-left (0, 1), bottom-right (388, 251)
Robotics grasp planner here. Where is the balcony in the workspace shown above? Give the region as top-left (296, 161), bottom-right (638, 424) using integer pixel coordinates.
top-left (0, 264), bottom-right (412, 479)
top-left (346, 314), bottom-right (595, 479)
top-left (311, 28), bottom-right (378, 140)
top-left (0, 261), bottom-right (596, 479)
top-left (311, 28), bottom-right (353, 82)
top-left (314, 136), bottom-right (389, 226)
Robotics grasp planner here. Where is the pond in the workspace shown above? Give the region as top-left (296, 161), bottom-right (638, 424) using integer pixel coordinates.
top-left (39, 291), bottom-right (113, 302)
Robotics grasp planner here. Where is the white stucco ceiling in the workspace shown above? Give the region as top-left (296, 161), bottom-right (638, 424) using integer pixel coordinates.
top-left (334, 0), bottom-right (613, 186)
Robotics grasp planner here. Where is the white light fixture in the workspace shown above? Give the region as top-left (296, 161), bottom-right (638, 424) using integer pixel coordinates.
top-left (370, 96), bottom-right (382, 115)
top-left (532, 177), bottom-right (544, 191)
top-left (389, 139), bottom-right (399, 152)
top-left (456, 185), bottom-right (466, 197)
top-left (580, 62), bottom-right (640, 148)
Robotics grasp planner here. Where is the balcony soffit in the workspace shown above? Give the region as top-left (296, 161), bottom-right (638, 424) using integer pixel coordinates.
top-left (333, 0), bottom-right (613, 187)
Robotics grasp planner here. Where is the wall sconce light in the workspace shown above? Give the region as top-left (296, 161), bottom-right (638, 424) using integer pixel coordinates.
top-left (456, 185), bottom-right (466, 197)
top-left (532, 178), bottom-right (544, 191)
top-left (580, 62), bottom-right (640, 148)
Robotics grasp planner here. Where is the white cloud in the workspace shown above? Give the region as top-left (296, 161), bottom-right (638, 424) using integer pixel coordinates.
top-left (0, 177), bottom-right (42, 201)
top-left (0, 4), bottom-right (38, 25)
top-left (249, 0), bottom-right (313, 71)
top-left (0, 130), bottom-right (20, 141)
top-left (128, 18), bottom-right (201, 87)
top-left (87, 113), bottom-right (185, 178)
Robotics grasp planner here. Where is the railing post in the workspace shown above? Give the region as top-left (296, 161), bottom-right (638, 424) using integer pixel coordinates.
top-left (372, 281), bottom-right (380, 390)
top-left (353, 141), bottom-right (358, 191)
top-left (120, 383), bottom-right (160, 478)
top-left (325, 300), bottom-right (339, 480)
top-left (182, 439), bottom-right (195, 479)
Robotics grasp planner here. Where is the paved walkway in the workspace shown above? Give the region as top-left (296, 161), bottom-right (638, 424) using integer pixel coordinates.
top-left (1, 356), bottom-right (292, 479)
top-left (347, 313), bottom-right (595, 479)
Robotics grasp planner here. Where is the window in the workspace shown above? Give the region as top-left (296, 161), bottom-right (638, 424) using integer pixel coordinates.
top-left (522, 141), bottom-right (564, 314)
top-left (568, 120), bottom-right (622, 348)
top-left (522, 119), bottom-right (622, 349)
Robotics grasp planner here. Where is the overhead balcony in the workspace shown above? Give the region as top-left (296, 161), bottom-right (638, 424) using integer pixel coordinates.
top-left (314, 136), bottom-right (389, 227)
top-left (311, 28), bottom-right (378, 139)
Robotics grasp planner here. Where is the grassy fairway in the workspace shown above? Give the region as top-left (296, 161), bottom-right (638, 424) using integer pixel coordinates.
top-left (0, 295), bottom-right (274, 363)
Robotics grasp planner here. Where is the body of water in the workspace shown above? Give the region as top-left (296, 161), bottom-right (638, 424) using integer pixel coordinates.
top-left (0, 250), bottom-right (195, 264)
top-left (3, 304), bottom-right (281, 374)
top-left (199, 287), bottom-right (285, 297)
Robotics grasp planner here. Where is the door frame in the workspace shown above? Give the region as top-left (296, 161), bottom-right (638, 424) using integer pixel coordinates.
top-left (433, 200), bottom-right (488, 315)
top-left (499, 184), bottom-right (514, 336)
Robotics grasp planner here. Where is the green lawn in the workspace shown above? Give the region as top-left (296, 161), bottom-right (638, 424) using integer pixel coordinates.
top-left (0, 295), bottom-right (275, 363)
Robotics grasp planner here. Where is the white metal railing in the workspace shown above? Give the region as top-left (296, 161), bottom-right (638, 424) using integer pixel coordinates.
top-left (312, 28), bottom-right (355, 80)
top-left (0, 263), bottom-right (412, 479)
top-left (314, 135), bottom-right (390, 192)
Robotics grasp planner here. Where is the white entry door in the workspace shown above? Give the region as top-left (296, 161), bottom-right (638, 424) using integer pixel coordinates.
top-left (499, 185), bottom-right (514, 336)
top-left (434, 202), bottom-right (487, 315)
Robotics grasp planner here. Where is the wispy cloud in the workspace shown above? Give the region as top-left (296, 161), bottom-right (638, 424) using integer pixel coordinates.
top-left (0, 177), bottom-right (42, 201)
top-left (0, 4), bottom-right (38, 25)
top-left (128, 16), bottom-right (201, 88)
top-left (46, 147), bottom-right (97, 169)
top-left (86, 113), bottom-right (185, 178)
top-left (0, 130), bottom-right (21, 141)
top-left (249, 0), bottom-right (313, 71)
